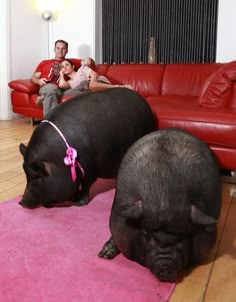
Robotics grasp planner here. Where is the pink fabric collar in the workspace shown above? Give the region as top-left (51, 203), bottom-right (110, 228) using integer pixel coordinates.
top-left (41, 120), bottom-right (85, 185)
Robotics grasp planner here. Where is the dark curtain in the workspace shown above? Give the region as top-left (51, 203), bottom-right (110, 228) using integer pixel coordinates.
top-left (102, 0), bottom-right (219, 64)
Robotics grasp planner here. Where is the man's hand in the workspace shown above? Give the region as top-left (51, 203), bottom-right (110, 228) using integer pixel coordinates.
top-left (38, 78), bottom-right (50, 86)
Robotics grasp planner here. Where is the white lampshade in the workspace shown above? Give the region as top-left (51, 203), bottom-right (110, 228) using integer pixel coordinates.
top-left (35, 0), bottom-right (63, 11)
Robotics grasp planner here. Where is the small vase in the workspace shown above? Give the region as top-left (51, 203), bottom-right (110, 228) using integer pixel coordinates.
top-left (148, 37), bottom-right (156, 64)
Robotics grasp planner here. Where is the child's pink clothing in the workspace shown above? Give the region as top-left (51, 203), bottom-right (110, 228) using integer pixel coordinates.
top-left (69, 65), bottom-right (91, 89)
top-left (69, 65), bottom-right (111, 90)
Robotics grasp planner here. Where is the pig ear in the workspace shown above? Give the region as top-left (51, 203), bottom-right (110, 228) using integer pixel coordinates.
top-left (34, 161), bottom-right (52, 176)
top-left (19, 143), bottom-right (27, 156)
top-left (191, 205), bottom-right (217, 226)
top-left (121, 199), bottom-right (142, 219)
top-left (25, 160), bottom-right (51, 178)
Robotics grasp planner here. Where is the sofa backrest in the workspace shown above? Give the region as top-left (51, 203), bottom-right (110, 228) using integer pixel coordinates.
top-left (95, 63), bottom-right (225, 99)
top-left (70, 58), bottom-right (82, 70)
top-left (98, 64), bottom-right (166, 98)
top-left (161, 63), bottom-right (223, 97)
top-left (94, 64), bottom-right (112, 76)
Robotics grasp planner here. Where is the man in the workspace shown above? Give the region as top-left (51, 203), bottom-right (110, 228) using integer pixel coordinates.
top-left (31, 39), bottom-right (70, 116)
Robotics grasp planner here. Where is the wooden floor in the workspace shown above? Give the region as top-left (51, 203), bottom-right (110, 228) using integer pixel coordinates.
top-left (0, 117), bottom-right (235, 302)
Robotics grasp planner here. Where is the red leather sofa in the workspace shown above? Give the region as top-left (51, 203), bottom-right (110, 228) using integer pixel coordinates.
top-left (8, 60), bottom-right (236, 171)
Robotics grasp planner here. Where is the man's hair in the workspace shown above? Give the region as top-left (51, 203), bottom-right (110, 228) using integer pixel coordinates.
top-left (55, 39), bottom-right (68, 49)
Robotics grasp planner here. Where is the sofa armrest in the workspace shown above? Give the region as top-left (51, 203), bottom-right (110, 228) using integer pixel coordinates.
top-left (8, 79), bottom-right (39, 94)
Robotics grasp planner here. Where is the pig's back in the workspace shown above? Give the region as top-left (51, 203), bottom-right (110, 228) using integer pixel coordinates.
top-left (115, 128), bottom-right (221, 219)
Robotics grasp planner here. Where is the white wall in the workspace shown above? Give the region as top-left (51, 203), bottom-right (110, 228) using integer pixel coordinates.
top-left (0, 0), bottom-right (235, 120)
top-left (10, 0), bottom-right (48, 79)
top-left (51, 0), bottom-right (96, 59)
top-left (0, 0), bottom-right (11, 119)
top-left (216, 0), bottom-right (236, 62)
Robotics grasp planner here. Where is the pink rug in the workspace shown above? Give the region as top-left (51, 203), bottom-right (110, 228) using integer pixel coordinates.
top-left (0, 179), bottom-right (175, 302)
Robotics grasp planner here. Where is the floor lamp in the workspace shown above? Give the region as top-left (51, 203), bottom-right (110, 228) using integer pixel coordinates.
top-left (35, 0), bottom-right (63, 59)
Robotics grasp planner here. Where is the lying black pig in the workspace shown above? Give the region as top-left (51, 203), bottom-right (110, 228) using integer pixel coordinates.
top-left (99, 128), bottom-right (222, 282)
top-left (19, 88), bottom-right (155, 208)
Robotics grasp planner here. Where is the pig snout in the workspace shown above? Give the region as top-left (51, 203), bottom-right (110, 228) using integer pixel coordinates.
top-left (152, 258), bottom-right (178, 282)
top-left (18, 197), bottom-right (39, 209)
top-left (18, 188), bottom-right (40, 209)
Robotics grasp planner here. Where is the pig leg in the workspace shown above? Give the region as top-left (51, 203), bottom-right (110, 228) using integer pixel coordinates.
top-left (72, 189), bottom-right (89, 206)
top-left (72, 174), bottom-right (96, 206)
top-left (98, 236), bottom-right (120, 259)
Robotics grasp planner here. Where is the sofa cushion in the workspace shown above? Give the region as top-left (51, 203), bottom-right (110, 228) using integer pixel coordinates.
top-left (105, 64), bottom-right (166, 98)
top-left (161, 63), bottom-right (222, 97)
top-left (147, 96), bottom-right (236, 149)
top-left (199, 60), bottom-right (236, 108)
top-left (30, 93), bottom-right (79, 106)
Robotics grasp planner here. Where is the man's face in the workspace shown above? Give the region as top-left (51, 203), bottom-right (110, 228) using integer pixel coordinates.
top-left (54, 42), bottom-right (68, 60)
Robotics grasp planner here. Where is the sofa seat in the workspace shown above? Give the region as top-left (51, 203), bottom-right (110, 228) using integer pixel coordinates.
top-left (148, 96), bottom-right (236, 147)
top-left (147, 96), bottom-right (236, 168)
top-left (30, 93), bottom-right (77, 106)
top-left (10, 89), bottom-right (81, 120)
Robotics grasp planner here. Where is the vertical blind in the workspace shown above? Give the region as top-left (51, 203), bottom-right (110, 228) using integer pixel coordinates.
top-left (102, 0), bottom-right (219, 64)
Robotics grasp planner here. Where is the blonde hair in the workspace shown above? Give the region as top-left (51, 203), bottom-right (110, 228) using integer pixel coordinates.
top-left (81, 57), bottom-right (95, 66)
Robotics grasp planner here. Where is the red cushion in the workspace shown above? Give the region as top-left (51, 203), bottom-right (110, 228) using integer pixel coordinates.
top-left (199, 61), bottom-right (236, 108)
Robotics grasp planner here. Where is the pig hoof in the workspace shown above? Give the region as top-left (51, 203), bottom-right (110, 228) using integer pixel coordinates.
top-left (73, 192), bottom-right (89, 206)
top-left (75, 200), bottom-right (85, 206)
top-left (74, 198), bottom-right (88, 206)
top-left (98, 237), bottom-right (120, 259)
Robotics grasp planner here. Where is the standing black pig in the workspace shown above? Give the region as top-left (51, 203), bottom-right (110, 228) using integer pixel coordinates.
top-left (99, 128), bottom-right (222, 282)
top-left (19, 88), bottom-right (155, 208)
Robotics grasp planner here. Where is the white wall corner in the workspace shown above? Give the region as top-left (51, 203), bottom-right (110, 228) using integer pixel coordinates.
top-left (0, 0), bottom-right (12, 120)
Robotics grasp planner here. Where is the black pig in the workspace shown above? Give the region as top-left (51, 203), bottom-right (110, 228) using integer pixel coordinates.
top-left (99, 128), bottom-right (222, 282)
top-left (19, 88), bottom-right (155, 208)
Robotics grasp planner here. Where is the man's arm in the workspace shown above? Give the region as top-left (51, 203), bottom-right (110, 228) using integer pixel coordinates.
top-left (31, 71), bottom-right (48, 86)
